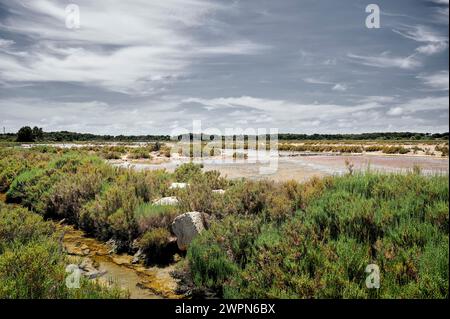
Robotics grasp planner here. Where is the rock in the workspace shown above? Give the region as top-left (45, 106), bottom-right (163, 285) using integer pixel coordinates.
top-left (153, 196), bottom-right (179, 206)
top-left (79, 258), bottom-right (107, 279)
top-left (169, 182), bottom-right (188, 189)
top-left (171, 212), bottom-right (207, 250)
top-left (212, 189), bottom-right (225, 194)
top-left (79, 258), bottom-right (96, 272)
top-left (80, 244), bottom-right (90, 255)
top-left (85, 269), bottom-right (107, 280)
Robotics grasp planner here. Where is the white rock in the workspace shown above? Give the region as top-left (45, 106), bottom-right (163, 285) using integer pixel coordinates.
top-left (169, 182), bottom-right (188, 189)
top-left (153, 196), bottom-right (179, 206)
top-left (212, 189), bottom-right (225, 194)
top-left (171, 212), bottom-right (206, 250)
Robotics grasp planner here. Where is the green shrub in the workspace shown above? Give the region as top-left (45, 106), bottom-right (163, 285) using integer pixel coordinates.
top-left (188, 215), bottom-right (261, 293)
top-left (134, 203), bottom-right (178, 233)
top-left (0, 203), bottom-right (126, 299)
top-left (0, 204), bottom-right (54, 253)
top-left (138, 227), bottom-right (172, 262)
top-left (174, 163), bottom-right (203, 182)
top-left (188, 172), bottom-right (449, 298)
top-left (128, 147), bottom-right (152, 159)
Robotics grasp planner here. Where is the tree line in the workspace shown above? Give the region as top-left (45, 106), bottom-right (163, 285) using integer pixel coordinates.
top-left (0, 126), bottom-right (448, 143)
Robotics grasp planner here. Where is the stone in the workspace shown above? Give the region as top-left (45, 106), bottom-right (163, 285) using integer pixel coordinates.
top-left (212, 189), bottom-right (225, 194)
top-left (169, 182), bottom-right (188, 189)
top-left (171, 212), bottom-right (207, 250)
top-left (79, 258), bottom-right (107, 279)
top-left (153, 196), bottom-right (179, 206)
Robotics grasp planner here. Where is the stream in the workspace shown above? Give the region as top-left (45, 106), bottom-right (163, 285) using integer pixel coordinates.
top-left (59, 224), bottom-right (183, 299)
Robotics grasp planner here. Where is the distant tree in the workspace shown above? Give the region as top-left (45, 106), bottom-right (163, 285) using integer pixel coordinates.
top-left (32, 126), bottom-right (44, 140)
top-left (16, 126), bottom-right (35, 142)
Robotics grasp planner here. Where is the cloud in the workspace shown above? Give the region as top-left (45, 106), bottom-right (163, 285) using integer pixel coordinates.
top-left (332, 84), bottom-right (347, 92)
top-left (304, 78), bottom-right (347, 92)
top-left (0, 97), bottom-right (183, 134)
top-left (393, 96), bottom-right (449, 113)
top-left (0, 0), bottom-right (268, 94)
top-left (416, 42), bottom-right (448, 55)
top-left (430, 0), bottom-right (449, 4)
top-left (347, 53), bottom-right (421, 69)
top-left (303, 78), bottom-right (333, 85)
top-left (393, 25), bottom-right (448, 55)
top-left (0, 1), bottom-right (447, 134)
top-left (0, 39), bottom-right (14, 47)
top-left (182, 95), bottom-right (448, 133)
top-left (417, 71), bottom-right (449, 91)
top-left (1, 93), bottom-right (448, 134)
top-left (387, 107), bottom-right (404, 116)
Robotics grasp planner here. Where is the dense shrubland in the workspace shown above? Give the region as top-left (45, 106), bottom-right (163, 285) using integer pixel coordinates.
top-left (0, 146), bottom-right (448, 299)
top-left (188, 172), bottom-right (448, 298)
top-left (0, 148), bottom-right (225, 257)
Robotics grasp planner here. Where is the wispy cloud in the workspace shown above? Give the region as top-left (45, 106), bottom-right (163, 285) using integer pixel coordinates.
top-left (0, 1), bottom-right (447, 134)
top-left (303, 78), bottom-right (347, 92)
top-left (393, 25), bottom-right (448, 55)
top-left (386, 96), bottom-right (449, 116)
top-left (347, 52), bottom-right (421, 69)
top-left (183, 95), bottom-right (448, 133)
top-left (417, 71), bottom-right (449, 91)
top-left (0, 0), bottom-right (268, 94)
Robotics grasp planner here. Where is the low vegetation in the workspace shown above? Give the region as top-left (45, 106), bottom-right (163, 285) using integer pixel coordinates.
top-left (0, 145), bottom-right (448, 299)
top-left (188, 172), bottom-right (448, 298)
top-left (0, 203), bottom-right (127, 298)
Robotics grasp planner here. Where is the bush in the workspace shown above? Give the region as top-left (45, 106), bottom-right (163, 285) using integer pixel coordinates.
top-left (174, 163), bottom-right (203, 182)
top-left (128, 147), bottom-right (152, 159)
top-left (187, 172), bottom-right (449, 298)
top-left (0, 203), bottom-right (126, 299)
top-left (382, 146), bottom-right (410, 154)
top-left (134, 203), bottom-right (178, 233)
top-left (138, 228), bottom-right (172, 263)
top-left (0, 204), bottom-right (54, 253)
top-left (188, 215), bottom-right (261, 293)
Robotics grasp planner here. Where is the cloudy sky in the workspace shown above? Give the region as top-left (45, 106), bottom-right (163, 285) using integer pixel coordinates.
top-left (0, 0), bottom-right (448, 135)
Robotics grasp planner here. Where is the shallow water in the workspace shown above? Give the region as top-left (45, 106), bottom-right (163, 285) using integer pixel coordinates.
top-left (61, 225), bottom-right (181, 299)
top-left (112, 153), bottom-right (449, 182)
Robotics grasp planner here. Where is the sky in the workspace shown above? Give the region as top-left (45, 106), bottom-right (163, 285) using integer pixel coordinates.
top-left (0, 0), bottom-right (448, 135)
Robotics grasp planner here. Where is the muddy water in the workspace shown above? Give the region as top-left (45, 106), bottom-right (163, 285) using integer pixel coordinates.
top-left (60, 225), bottom-right (182, 299)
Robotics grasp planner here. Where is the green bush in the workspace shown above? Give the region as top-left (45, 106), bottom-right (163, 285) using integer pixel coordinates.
top-left (188, 172), bottom-right (449, 298)
top-left (128, 147), bottom-right (152, 159)
top-left (0, 203), bottom-right (126, 299)
top-left (138, 227), bottom-right (172, 262)
top-left (134, 203), bottom-right (178, 233)
top-left (188, 215), bottom-right (261, 293)
top-left (174, 163), bottom-right (203, 182)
